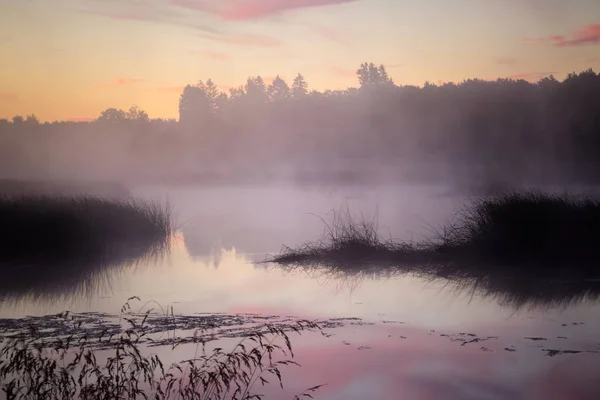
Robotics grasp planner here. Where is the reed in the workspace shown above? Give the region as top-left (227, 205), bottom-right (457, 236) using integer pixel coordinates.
top-left (0, 297), bottom-right (325, 400)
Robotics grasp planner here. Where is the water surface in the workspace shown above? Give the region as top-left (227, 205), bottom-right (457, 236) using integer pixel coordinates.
top-left (1, 182), bottom-right (599, 399)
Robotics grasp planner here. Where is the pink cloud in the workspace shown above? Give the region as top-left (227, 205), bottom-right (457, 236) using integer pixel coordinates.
top-left (586, 57), bottom-right (600, 63)
top-left (171, 0), bottom-right (357, 20)
top-left (526, 24), bottom-right (600, 47)
top-left (80, 3), bottom-right (220, 34)
top-left (223, 0), bottom-right (356, 20)
top-left (199, 32), bottom-right (281, 47)
top-left (505, 72), bottom-right (556, 82)
top-left (0, 93), bottom-right (18, 102)
top-left (194, 50), bottom-right (230, 60)
top-left (93, 77), bottom-right (146, 89)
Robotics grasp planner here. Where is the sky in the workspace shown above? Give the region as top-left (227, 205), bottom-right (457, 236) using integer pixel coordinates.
top-left (0, 0), bottom-right (599, 122)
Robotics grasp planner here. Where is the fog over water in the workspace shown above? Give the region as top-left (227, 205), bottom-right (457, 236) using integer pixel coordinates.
top-left (2, 69), bottom-right (600, 190)
top-left (2, 67), bottom-right (600, 399)
top-left (2, 182), bottom-right (600, 399)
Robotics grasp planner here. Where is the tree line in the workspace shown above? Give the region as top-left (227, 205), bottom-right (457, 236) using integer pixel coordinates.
top-left (1, 63), bottom-right (599, 186)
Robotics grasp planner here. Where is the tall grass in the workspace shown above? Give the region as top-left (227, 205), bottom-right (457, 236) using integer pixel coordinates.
top-left (265, 192), bottom-right (600, 310)
top-left (0, 195), bottom-right (174, 297)
top-left (442, 192), bottom-right (600, 272)
top-left (271, 207), bottom-right (439, 273)
top-left (268, 192), bottom-right (600, 276)
top-left (0, 297), bottom-right (325, 400)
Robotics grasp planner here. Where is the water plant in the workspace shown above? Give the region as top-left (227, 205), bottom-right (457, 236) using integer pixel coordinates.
top-left (0, 297), bottom-right (325, 400)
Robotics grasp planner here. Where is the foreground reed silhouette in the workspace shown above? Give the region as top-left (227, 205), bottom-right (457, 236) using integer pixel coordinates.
top-left (0, 297), bottom-right (325, 400)
top-left (0, 195), bottom-right (173, 298)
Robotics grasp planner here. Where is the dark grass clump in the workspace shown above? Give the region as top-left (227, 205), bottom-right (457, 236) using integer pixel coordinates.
top-left (0, 297), bottom-right (325, 400)
top-left (441, 192), bottom-right (600, 274)
top-left (267, 192), bottom-right (600, 278)
top-left (0, 195), bottom-right (173, 296)
top-left (265, 192), bottom-right (600, 310)
top-left (269, 208), bottom-right (443, 275)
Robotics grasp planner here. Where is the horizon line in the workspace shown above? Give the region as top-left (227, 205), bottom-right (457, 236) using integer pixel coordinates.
top-left (2, 66), bottom-right (598, 123)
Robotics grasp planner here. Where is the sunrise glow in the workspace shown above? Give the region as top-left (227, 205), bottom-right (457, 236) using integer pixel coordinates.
top-left (0, 0), bottom-right (599, 121)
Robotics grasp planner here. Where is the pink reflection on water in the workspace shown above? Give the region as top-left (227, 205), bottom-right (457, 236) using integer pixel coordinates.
top-left (531, 353), bottom-right (600, 400)
top-left (229, 323), bottom-right (600, 400)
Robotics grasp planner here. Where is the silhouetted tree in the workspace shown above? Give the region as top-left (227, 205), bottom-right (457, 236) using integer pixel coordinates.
top-left (228, 86), bottom-right (245, 101)
top-left (199, 79), bottom-right (228, 116)
top-left (267, 75), bottom-right (291, 102)
top-left (378, 65), bottom-right (393, 85)
top-left (178, 84), bottom-right (212, 125)
top-left (538, 75), bottom-right (560, 90)
top-left (126, 106), bottom-right (149, 122)
top-left (357, 62), bottom-right (394, 87)
top-left (291, 74), bottom-right (308, 98)
top-left (24, 114), bottom-right (40, 126)
top-left (98, 108), bottom-right (128, 122)
top-left (244, 76), bottom-right (268, 104)
top-left (4, 63), bottom-right (600, 188)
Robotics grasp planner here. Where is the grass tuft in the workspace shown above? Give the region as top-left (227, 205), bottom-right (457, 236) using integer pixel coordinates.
top-left (0, 195), bottom-right (174, 297)
top-left (264, 192), bottom-right (600, 310)
top-left (267, 192), bottom-right (600, 277)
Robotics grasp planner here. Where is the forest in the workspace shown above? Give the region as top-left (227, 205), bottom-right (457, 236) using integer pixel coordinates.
top-left (1, 63), bottom-right (599, 189)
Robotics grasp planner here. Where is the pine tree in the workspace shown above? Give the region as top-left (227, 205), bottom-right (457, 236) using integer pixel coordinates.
top-left (291, 73), bottom-right (308, 98)
top-left (267, 75), bottom-right (291, 102)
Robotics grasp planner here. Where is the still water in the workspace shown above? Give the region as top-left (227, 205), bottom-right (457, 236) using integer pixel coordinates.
top-left (1, 182), bottom-right (600, 399)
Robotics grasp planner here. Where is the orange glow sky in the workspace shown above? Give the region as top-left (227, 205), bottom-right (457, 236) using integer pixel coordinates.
top-left (0, 0), bottom-right (599, 122)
